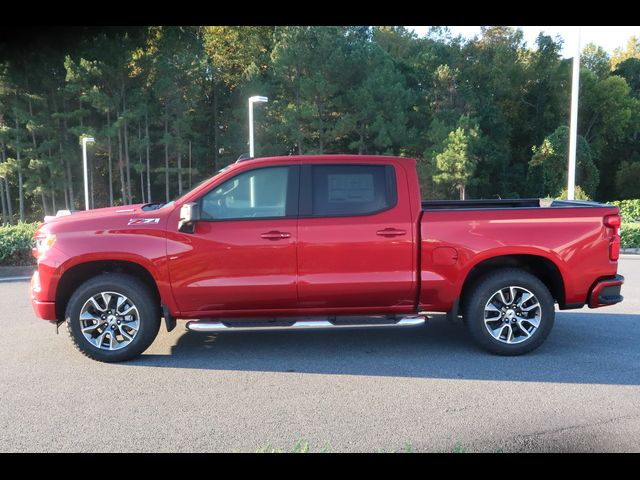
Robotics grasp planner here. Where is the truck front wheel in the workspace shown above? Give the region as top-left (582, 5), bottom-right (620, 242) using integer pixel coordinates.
top-left (65, 273), bottom-right (161, 362)
top-left (463, 268), bottom-right (555, 355)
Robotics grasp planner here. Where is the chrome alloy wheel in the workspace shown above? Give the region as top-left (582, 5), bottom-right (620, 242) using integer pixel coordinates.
top-left (79, 291), bottom-right (140, 350)
top-left (483, 286), bottom-right (541, 344)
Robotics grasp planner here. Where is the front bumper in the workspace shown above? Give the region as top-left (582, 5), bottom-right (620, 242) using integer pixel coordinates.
top-left (588, 274), bottom-right (624, 308)
top-left (32, 299), bottom-right (57, 320)
top-left (31, 271), bottom-right (57, 320)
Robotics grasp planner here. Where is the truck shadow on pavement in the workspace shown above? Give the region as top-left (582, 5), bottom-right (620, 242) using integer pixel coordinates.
top-left (130, 312), bottom-right (640, 385)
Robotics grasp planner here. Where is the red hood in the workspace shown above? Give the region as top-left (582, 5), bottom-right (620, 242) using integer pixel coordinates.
top-left (43, 204), bottom-right (146, 224)
top-left (36, 203), bottom-right (167, 236)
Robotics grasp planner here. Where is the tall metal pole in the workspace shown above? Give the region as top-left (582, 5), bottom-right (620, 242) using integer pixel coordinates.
top-left (81, 136), bottom-right (95, 210)
top-left (248, 96), bottom-right (268, 209)
top-left (248, 96), bottom-right (268, 158)
top-left (567, 27), bottom-right (581, 200)
top-left (249, 100), bottom-right (254, 158)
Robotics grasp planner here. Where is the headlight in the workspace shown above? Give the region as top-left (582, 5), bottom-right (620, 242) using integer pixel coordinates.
top-left (33, 232), bottom-right (56, 259)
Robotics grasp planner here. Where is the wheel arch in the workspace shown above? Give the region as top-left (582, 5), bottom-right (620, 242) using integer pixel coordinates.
top-left (459, 254), bottom-right (566, 311)
top-left (55, 259), bottom-right (161, 321)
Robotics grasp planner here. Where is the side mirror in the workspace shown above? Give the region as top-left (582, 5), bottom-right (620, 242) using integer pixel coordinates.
top-left (178, 202), bottom-right (200, 233)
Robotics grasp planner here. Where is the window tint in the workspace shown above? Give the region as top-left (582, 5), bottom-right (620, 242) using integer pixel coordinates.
top-left (311, 165), bottom-right (395, 216)
top-left (201, 167), bottom-right (289, 220)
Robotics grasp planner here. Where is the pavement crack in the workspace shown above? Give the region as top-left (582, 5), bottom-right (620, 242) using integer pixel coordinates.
top-left (514, 412), bottom-right (640, 441)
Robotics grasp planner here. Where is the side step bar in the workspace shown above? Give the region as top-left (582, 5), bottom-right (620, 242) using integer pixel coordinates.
top-left (186, 316), bottom-right (426, 333)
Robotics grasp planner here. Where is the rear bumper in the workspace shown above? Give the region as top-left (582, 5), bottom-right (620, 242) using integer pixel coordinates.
top-left (588, 275), bottom-right (624, 308)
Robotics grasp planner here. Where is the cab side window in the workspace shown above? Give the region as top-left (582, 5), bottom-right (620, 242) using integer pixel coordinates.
top-left (200, 166), bottom-right (291, 220)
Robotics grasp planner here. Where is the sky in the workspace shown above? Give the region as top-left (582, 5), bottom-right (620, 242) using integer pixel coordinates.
top-left (407, 26), bottom-right (639, 58)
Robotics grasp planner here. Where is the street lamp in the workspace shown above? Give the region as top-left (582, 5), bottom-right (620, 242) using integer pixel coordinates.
top-left (567, 27), bottom-right (581, 201)
top-left (248, 96), bottom-right (268, 158)
top-left (81, 136), bottom-right (95, 210)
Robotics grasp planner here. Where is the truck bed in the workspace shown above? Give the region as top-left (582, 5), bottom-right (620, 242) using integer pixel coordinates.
top-left (422, 198), bottom-right (612, 211)
top-left (418, 199), bottom-right (620, 313)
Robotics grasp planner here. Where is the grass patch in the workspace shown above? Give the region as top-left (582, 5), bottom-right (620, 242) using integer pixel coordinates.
top-left (256, 440), bottom-right (420, 453)
top-left (451, 442), bottom-right (467, 453)
top-left (256, 440), bottom-right (329, 453)
top-left (255, 439), bottom-right (509, 453)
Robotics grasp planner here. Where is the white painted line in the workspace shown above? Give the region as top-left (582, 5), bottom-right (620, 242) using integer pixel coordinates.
top-left (0, 276), bottom-right (32, 282)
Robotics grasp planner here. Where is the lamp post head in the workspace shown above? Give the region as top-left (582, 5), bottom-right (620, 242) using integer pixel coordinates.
top-left (249, 96), bottom-right (269, 104)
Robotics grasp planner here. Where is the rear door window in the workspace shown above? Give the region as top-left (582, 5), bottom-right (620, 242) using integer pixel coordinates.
top-left (309, 164), bottom-right (397, 216)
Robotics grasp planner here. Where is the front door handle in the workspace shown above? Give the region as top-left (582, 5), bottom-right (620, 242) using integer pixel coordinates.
top-left (376, 228), bottom-right (406, 237)
top-left (261, 231), bottom-right (291, 240)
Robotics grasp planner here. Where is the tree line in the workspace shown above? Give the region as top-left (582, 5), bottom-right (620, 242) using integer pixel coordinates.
top-left (1, 26), bottom-right (639, 224)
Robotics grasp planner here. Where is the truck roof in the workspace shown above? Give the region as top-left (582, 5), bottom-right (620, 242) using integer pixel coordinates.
top-left (235, 154), bottom-right (416, 166)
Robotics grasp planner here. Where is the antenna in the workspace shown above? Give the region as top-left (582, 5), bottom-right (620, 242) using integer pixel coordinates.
top-left (236, 153), bottom-right (253, 163)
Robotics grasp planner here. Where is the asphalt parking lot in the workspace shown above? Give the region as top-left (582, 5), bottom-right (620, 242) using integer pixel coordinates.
top-left (1, 256), bottom-right (639, 452)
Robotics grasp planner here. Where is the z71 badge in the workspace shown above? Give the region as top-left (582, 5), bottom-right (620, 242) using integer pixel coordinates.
top-left (127, 218), bottom-right (160, 226)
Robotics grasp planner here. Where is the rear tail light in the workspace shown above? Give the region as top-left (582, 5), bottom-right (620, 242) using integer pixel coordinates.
top-left (604, 214), bottom-right (621, 261)
top-left (610, 236), bottom-right (620, 261)
top-left (604, 214), bottom-right (621, 229)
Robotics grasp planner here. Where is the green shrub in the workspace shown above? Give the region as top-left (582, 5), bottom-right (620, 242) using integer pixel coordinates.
top-left (610, 199), bottom-right (640, 223)
top-left (0, 222), bottom-right (40, 266)
top-left (620, 223), bottom-right (640, 249)
top-left (557, 186), bottom-right (591, 200)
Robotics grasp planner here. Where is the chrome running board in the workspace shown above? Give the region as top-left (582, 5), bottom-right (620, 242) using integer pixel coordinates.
top-left (186, 316), bottom-right (426, 332)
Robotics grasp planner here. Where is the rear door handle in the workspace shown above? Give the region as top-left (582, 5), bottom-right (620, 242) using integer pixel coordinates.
top-left (376, 228), bottom-right (407, 237)
top-left (261, 231), bottom-right (291, 240)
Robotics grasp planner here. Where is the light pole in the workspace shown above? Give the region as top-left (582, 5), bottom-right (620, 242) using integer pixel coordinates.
top-left (567, 27), bottom-right (581, 201)
top-left (248, 96), bottom-right (268, 208)
top-left (81, 136), bottom-right (95, 210)
top-left (248, 95), bottom-right (268, 158)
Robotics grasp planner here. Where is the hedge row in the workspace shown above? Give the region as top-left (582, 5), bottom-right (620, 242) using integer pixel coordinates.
top-left (621, 223), bottom-right (640, 249)
top-left (0, 222), bottom-right (40, 266)
top-left (610, 199), bottom-right (640, 223)
top-left (609, 200), bottom-right (640, 248)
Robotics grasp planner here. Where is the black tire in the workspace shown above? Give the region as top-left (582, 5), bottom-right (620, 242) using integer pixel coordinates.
top-left (65, 273), bottom-right (160, 362)
top-left (462, 268), bottom-right (555, 355)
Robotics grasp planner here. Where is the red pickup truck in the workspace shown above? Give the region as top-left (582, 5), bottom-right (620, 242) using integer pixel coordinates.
top-left (30, 155), bottom-right (624, 362)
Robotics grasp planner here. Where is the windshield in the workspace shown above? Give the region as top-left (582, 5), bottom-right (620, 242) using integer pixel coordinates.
top-left (144, 165), bottom-right (233, 211)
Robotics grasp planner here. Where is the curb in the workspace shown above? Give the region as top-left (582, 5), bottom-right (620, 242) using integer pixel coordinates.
top-left (0, 265), bottom-right (36, 279)
top-left (621, 248), bottom-right (640, 255)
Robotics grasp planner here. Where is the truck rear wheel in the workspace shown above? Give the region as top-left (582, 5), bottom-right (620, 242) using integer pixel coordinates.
top-left (462, 268), bottom-right (555, 355)
top-left (65, 273), bottom-right (160, 362)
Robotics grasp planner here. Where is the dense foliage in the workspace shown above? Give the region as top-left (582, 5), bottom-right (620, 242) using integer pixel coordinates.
top-left (0, 222), bottom-right (38, 265)
top-left (611, 199), bottom-right (640, 222)
top-left (1, 26), bottom-right (640, 224)
top-left (620, 223), bottom-right (640, 248)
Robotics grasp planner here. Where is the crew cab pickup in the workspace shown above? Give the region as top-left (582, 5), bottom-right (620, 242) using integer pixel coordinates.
top-left (30, 155), bottom-right (624, 362)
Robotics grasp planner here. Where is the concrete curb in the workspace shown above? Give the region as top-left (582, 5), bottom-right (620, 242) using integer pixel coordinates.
top-left (0, 265), bottom-right (36, 279)
top-left (621, 248), bottom-right (640, 255)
